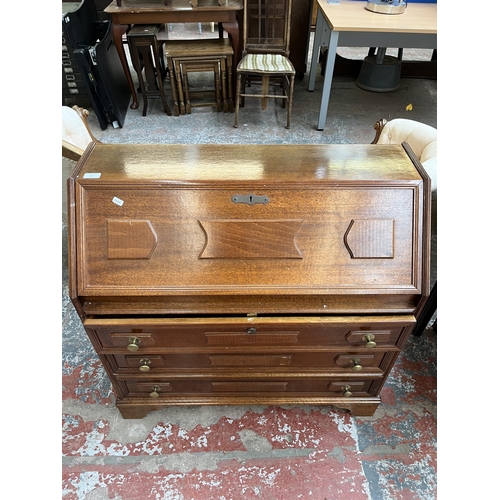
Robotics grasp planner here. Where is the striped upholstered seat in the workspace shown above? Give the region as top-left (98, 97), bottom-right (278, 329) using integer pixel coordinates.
top-left (237, 54), bottom-right (295, 74)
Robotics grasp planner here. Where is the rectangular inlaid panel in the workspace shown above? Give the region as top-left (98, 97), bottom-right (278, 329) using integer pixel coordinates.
top-left (344, 219), bottom-right (394, 258)
top-left (205, 332), bottom-right (299, 345)
top-left (107, 219), bottom-right (157, 259)
top-left (211, 382), bottom-right (288, 392)
top-left (209, 355), bottom-right (292, 366)
top-left (199, 219), bottom-right (303, 258)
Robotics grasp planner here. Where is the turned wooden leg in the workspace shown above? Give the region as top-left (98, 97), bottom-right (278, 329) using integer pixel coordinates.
top-left (221, 21), bottom-right (239, 99)
top-left (261, 75), bottom-right (269, 110)
top-left (112, 23), bottom-right (138, 110)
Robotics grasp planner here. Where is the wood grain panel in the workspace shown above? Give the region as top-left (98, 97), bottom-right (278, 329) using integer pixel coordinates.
top-left (344, 219), bottom-right (394, 258)
top-left (107, 219), bottom-right (157, 259)
top-left (211, 381), bottom-right (288, 392)
top-left (199, 219), bottom-right (303, 258)
top-left (209, 355), bottom-right (292, 366)
top-left (205, 332), bottom-right (299, 345)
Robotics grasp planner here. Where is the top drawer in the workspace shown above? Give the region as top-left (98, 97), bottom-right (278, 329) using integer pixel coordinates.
top-left (85, 315), bottom-right (415, 351)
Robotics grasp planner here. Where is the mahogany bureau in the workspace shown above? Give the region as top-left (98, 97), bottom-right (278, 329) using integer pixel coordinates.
top-left (67, 143), bottom-right (431, 419)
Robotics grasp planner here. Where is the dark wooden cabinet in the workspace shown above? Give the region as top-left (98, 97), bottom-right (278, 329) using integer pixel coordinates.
top-left (290, 0), bottom-right (313, 78)
top-left (68, 143), bottom-right (431, 419)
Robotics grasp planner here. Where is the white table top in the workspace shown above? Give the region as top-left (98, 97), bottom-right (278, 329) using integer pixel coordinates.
top-left (317, 0), bottom-right (437, 34)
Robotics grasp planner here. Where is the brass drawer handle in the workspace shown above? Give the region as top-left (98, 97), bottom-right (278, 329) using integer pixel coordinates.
top-left (139, 358), bottom-right (151, 372)
top-left (127, 336), bottom-right (141, 351)
top-left (149, 385), bottom-right (160, 398)
top-left (362, 334), bottom-right (377, 348)
top-left (341, 385), bottom-right (352, 397)
top-left (350, 358), bottom-right (363, 371)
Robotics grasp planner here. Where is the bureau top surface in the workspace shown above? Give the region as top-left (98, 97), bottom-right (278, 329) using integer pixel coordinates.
top-left (73, 143), bottom-right (421, 185)
top-left (69, 142), bottom-right (429, 309)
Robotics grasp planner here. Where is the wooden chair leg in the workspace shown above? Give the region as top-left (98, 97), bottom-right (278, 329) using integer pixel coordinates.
top-left (286, 74), bottom-right (294, 129)
top-left (166, 58), bottom-right (180, 116)
top-left (261, 75), bottom-right (269, 110)
top-left (127, 39), bottom-right (148, 116)
top-left (182, 64), bottom-right (192, 114)
top-left (174, 59), bottom-right (186, 115)
top-left (220, 58), bottom-right (228, 113)
top-left (240, 74), bottom-right (246, 107)
top-left (214, 61), bottom-right (222, 112)
top-left (234, 73), bottom-right (241, 127)
top-left (281, 76), bottom-right (286, 108)
top-left (151, 42), bottom-right (172, 116)
top-left (226, 55), bottom-right (234, 113)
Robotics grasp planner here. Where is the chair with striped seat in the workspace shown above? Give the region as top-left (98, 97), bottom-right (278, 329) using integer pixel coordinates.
top-left (234, 0), bottom-right (295, 129)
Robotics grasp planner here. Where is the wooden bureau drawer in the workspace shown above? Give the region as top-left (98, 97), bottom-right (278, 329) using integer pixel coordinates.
top-left (120, 378), bottom-right (376, 397)
top-left (106, 351), bottom-right (389, 372)
top-left (86, 315), bottom-right (414, 351)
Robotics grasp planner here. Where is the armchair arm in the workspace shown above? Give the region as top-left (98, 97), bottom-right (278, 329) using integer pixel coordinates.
top-left (372, 118), bottom-right (437, 191)
top-left (62, 105), bottom-right (100, 161)
top-left (371, 118), bottom-right (387, 144)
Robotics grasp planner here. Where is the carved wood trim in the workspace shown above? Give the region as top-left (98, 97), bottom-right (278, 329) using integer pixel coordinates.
top-left (372, 118), bottom-right (388, 144)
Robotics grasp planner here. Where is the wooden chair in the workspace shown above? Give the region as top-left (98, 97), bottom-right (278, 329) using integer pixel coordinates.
top-left (62, 105), bottom-right (100, 161)
top-left (163, 38), bottom-right (234, 115)
top-left (234, 0), bottom-right (296, 129)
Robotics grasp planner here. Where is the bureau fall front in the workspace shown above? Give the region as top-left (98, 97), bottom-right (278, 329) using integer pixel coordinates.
top-left (67, 143), bottom-right (431, 418)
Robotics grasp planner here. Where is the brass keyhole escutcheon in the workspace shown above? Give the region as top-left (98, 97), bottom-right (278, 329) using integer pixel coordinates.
top-left (246, 327), bottom-right (257, 335)
top-left (139, 358), bottom-right (151, 371)
top-left (350, 359), bottom-right (363, 371)
top-left (341, 385), bottom-right (352, 397)
top-left (127, 336), bottom-right (141, 351)
top-left (362, 334), bottom-right (377, 348)
top-left (149, 385), bottom-right (160, 398)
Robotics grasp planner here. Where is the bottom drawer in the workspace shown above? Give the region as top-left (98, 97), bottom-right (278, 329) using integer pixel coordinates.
top-left (120, 378), bottom-right (376, 398)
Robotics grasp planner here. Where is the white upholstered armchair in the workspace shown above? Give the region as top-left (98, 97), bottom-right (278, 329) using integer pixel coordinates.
top-left (372, 118), bottom-right (437, 192)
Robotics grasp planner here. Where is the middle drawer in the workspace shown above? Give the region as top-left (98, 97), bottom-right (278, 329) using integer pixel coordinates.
top-left (105, 350), bottom-right (389, 372)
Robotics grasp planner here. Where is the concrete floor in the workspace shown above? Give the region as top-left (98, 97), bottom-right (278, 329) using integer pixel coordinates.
top-left (62, 25), bottom-right (437, 499)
